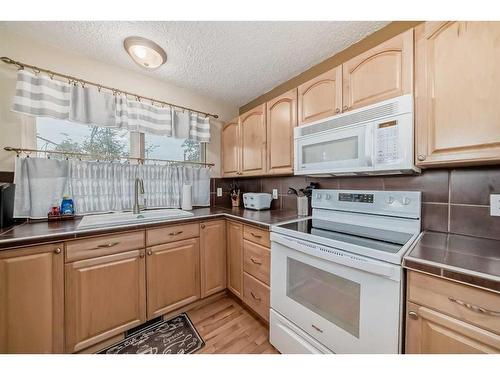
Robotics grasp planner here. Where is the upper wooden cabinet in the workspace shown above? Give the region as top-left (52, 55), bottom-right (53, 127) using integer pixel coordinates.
top-left (415, 21), bottom-right (500, 167)
top-left (298, 66), bottom-right (342, 125)
top-left (0, 244), bottom-right (64, 354)
top-left (343, 29), bottom-right (413, 111)
top-left (221, 117), bottom-right (240, 177)
top-left (240, 104), bottom-right (267, 176)
top-left (65, 250), bottom-right (146, 353)
top-left (146, 238), bottom-right (200, 319)
top-left (200, 220), bottom-right (226, 298)
top-left (266, 89), bottom-right (297, 174)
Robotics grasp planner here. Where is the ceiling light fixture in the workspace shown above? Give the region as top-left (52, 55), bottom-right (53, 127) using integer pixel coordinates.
top-left (124, 36), bottom-right (167, 70)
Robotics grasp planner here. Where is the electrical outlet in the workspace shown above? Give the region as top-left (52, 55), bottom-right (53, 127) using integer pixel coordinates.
top-left (216, 187), bottom-right (222, 197)
top-left (491, 194), bottom-right (500, 216)
top-left (272, 189), bottom-right (279, 200)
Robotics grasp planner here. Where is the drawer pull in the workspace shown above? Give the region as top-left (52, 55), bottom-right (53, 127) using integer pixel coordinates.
top-left (311, 324), bottom-right (323, 333)
top-left (169, 230), bottom-right (184, 236)
top-left (54, 247), bottom-right (62, 254)
top-left (94, 241), bottom-right (120, 249)
top-left (250, 292), bottom-right (261, 301)
top-left (250, 232), bottom-right (262, 238)
top-left (448, 297), bottom-right (500, 317)
top-left (139, 252), bottom-right (145, 258)
top-left (250, 258), bottom-right (262, 265)
top-left (408, 311), bottom-right (418, 320)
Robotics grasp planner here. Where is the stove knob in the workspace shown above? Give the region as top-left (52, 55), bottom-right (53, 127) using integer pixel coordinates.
top-left (402, 197), bottom-right (411, 205)
top-left (325, 193), bottom-right (332, 200)
top-left (387, 196), bottom-right (395, 204)
top-left (315, 193), bottom-right (322, 200)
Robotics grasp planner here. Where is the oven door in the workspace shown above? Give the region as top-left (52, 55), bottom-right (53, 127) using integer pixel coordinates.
top-left (295, 123), bottom-right (374, 174)
top-left (270, 233), bottom-right (402, 354)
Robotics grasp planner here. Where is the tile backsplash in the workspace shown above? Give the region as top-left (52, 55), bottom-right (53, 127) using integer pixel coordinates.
top-left (211, 166), bottom-right (500, 240)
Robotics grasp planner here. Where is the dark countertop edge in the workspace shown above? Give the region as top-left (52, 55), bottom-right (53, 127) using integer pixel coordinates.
top-left (0, 209), bottom-right (303, 250)
top-left (404, 257), bottom-right (500, 293)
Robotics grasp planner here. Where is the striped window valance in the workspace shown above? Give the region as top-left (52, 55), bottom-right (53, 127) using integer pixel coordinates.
top-left (12, 69), bottom-right (210, 142)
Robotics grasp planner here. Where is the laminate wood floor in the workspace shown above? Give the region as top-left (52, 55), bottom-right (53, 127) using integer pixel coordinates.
top-left (186, 295), bottom-right (279, 354)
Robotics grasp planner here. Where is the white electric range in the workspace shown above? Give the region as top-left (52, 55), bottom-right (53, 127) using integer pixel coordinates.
top-left (269, 189), bottom-right (421, 354)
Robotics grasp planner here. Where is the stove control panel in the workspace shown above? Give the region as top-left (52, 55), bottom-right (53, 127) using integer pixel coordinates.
top-left (312, 189), bottom-right (421, 219)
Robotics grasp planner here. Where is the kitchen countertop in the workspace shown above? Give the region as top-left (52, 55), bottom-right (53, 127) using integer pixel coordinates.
top-left (0, 207), bottom-right (302, 250)
top-left (404, 231), bottom-right (500, 292)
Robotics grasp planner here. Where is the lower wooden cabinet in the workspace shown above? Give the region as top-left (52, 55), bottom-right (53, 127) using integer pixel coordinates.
top-left (65, 250), bottom-right (146, 353)
top-left (406, 301), bottom-right (500, 354)
top-left (200, 220), bottom-right (226, 298)
top-left (243, 272), bottom-right (270, 322)
top-left (0, 243), bottom-right (64, 353)
top-left (146, 238), bottom-right (200, 319)
top-left (226, 220), bottom-right (244, 298)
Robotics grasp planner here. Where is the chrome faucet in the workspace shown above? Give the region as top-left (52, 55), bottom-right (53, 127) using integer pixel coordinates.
top-left (133, 178), bottom-right (146, 214)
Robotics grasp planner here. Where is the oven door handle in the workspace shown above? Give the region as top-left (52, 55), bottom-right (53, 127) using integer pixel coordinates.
top-left (364, 124), bottom-right (374, 167)
top-left (272, 234), bottom-right (399, 281)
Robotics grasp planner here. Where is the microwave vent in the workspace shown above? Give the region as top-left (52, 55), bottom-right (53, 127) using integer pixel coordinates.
top-left (297, 100), bottom-right (403, 137)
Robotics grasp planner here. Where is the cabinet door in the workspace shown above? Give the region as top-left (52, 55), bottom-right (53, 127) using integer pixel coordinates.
top-left (415, 21), bottom-right (500, 167)
top-left (267, 89), bottom-right (297, 174)
top-left (240, 104), bottom-right (267, 175)
top-left (147, 238), bottom-right (200, 318)
top-left (406, 302), bottom-right (500, 354)
top-left (0, 244), bottom-right (64, 353)
top-left (226, 220), bottom-right (243, 298)
top-left (221, 117), bottom-right (240, 177)
top-left (298, 66), bottom-right (342, 125)
top-left (65, 250), bottom-right (146, 353)
top-left (200, 220), bottom-right (226, 298)
top-left (343, 29), bottom-right (413, 111)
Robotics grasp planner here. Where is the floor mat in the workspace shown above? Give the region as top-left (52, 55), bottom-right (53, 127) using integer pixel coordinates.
top-left (98, 313), bottom-right (205, 354)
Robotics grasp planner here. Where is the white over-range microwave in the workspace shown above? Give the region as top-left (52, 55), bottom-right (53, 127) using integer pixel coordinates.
top-left (294, 95), bottom-right (420, 176)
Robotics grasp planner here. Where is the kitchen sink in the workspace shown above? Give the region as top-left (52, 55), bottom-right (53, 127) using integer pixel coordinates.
top-left (77, 208), bottom-right (194, 229)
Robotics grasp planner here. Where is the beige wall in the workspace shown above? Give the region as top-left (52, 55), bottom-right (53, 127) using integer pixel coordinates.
top-left (0, 30), bottom-right (237, 177)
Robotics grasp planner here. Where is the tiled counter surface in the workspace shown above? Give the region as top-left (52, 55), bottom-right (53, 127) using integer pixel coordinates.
top-left (404, 231), bottom-right (500, 292)
top-left (0, 207), bottom-right (302, 250)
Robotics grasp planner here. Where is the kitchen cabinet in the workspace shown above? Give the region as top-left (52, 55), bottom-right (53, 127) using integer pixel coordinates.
top-left (0, 243), bottom-right (64, 353)
top-left (266, 89), bottom-right (297, 174)
top-left (415, 21), bottom-right (500, 167)
top-left (240, 104), bottom-right (267, 176)
top-left (65, 249), bottom-right (146, 353)
top-left (405, 270), bottom-right (500, 353)
top-left (297, 66), bottom-right (342, 125)
top-left (243, 272), bottom-right (270, 322)
top-left (200, 220), bottom-right (226, 298)
top-left (342, 29), bottom-right (413, 111)
top-left (221, 117), bottom-right (240, 177)
top-left (146, 238), bottom-right (200, 319)
top-left (226, 220), bottom-right (244, 298)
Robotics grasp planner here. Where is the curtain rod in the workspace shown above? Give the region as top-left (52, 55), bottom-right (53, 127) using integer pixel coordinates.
top-left (4, 147), bottom-right (214, 167)
top-left (0, 56), bottom-right (219, 119)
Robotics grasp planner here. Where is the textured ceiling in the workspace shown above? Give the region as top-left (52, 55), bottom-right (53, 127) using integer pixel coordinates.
top-left (0, 21), bottom-right (389, 107)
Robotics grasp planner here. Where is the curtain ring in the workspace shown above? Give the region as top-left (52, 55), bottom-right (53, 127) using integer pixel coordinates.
top-left (97, 85), bottom-right (102, 92)
top-left (136, 96), bottom-right (141, 102)
top-left (81, 81), bottom-right (86, 88)
top-left (32, 67), bottom-right (41, 75)
top-left (48, 73), bottom-right (55, 80)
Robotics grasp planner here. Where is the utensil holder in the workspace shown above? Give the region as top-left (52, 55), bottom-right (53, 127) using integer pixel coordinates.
top-left (297, 196), bottom-right (308, 216)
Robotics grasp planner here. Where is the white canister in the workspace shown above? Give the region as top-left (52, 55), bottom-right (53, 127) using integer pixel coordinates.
top-left (181, 184), bottom-right (193, 211)
top-left (297, 196), bottom-right (308, 216)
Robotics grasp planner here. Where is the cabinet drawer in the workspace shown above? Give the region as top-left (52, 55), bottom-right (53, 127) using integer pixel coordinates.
top-left (407, 271), bottom-right (500, 335)
top-left (146, 223), bottom-right (199, 246)
top-left (243, 225), bottom-right (270, 248)
top-left (65, 231), bottom-right (145, 262)
top-left (243, 239), bottom-right (270, 285)
top-left (243, 272), bottom-right (270, 322)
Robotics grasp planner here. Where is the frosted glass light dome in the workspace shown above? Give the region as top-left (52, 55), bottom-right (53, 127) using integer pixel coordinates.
top-left (124, 36), bottom-right (167, 70)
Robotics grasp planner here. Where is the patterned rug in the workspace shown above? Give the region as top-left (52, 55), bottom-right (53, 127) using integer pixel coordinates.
top-left (98, 313), bottom-right (204, 354)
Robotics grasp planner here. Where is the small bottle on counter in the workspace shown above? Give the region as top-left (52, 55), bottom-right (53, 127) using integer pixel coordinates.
top-left (60, 196), bottom-right (75, 215)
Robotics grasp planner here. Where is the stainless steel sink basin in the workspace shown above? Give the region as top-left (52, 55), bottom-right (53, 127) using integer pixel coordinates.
top-left (77, 209), bottom-right (194, 229)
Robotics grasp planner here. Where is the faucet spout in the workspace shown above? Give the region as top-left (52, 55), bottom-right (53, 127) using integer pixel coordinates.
top-left (133, 178), bottom-right (145, 214)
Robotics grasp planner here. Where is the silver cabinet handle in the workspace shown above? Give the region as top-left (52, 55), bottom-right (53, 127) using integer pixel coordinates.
top-left (311, 324), bottom-right (323, 333)
top-left (417, 154), bottom-right (426, 161)
top-left (408, 311), bottom-right (418, 320)
top-left (139, 252), bottom-right (145, 258)
top-left (448, 297), bottom-right (500, 317)
top-left (201, 224), bottom-right (206, 229)
top-left (250, 292), bottom-right (261, 301)
top-left (250, 232), bottom-right (262, 238)
top-left (168, 230), bottom-right (183, 236)
top-left (250, 258), bottom-right (262, 265)
top-left (335, 108), bottom-right (340, 114)
top-left (94, 241), bottom-right (120, 249)
top-left (342, 105), bottom-right (349, 112)
top-left (147, 250), bottom-right (153, 256)
top-left (54, 247), bottom-right (62, 254)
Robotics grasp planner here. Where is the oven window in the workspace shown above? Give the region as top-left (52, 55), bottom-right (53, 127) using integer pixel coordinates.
top-left (286, 258), bottom-right (360, 338)
top-left (302, 136), bottom-right (358, 164)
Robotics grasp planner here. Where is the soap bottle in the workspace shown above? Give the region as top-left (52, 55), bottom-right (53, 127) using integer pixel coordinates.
top-left (60, 196), bottom-right (75, 215)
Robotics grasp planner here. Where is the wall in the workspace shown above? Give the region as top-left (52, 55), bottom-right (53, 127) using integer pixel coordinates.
top-left (0, 30), bottom-right (238, 177)
top-left (211, 167), bottom-right (500, 241)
